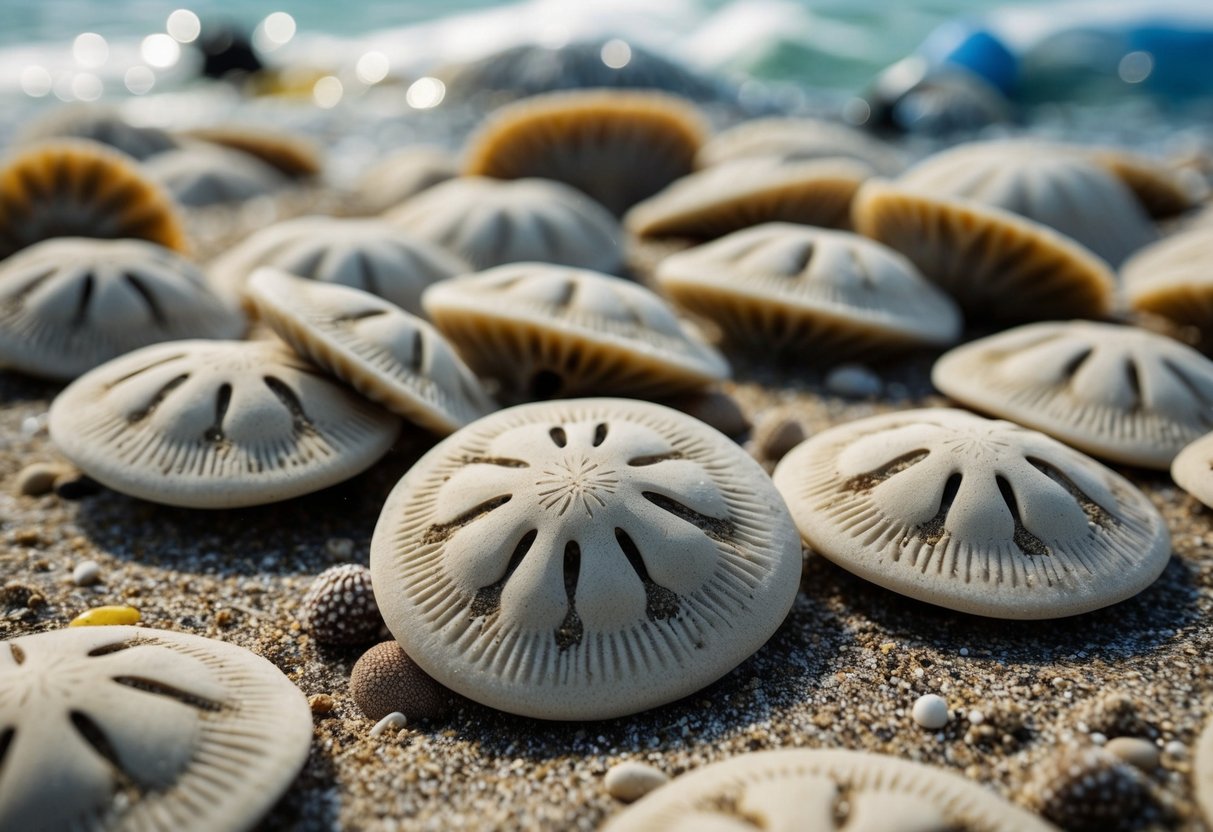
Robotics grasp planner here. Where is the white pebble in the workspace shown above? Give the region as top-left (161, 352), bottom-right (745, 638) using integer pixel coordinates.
top-left (1164, 740), bottom-right (1188, 759)
top-left (1090, 732), bottom-right (1108, 746)
top-left (1105, 736), bottom-right (1160, 771)
top-left (369, 711), bottom-right (407, 737)
top-left (967, 710), bottom-right (985, 725)
top-left (604, 761), bottom-right (669, 802)
top-left (912, 694), bottom-right (950, 729)
top-left (72, 560), bottom-right (102, 587)
top-left (825, 363), bottom-right (882, 399)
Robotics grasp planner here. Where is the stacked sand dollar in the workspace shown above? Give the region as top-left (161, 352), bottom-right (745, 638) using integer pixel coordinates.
top-left (355, 146), bottom-right (456, 213)
top-left (772, 408), bottom-right (1170, 619)
top-left (143, 143), bottom-right (289, 207)
top-left (655, 223), bottom-right (962, 356)
top-left (385, 177), bottom-right (624, 274)
top-left (933, 321), bottom-right (1213, 469)
top-left (0, 237), bottom-right (244, 380)
top-left (0, 626), bottom-right (311, 831)
top-left (370, 398), bottom-right (803, 720)
top-left (0, 139), bottom-right (190, 260)
top-left (246, 268), bottom-right (493, 433)
top-left (696, 116), bottom-right (908, 174)
top-left (48, 339), bottom-right (400, 508)
top-left (423, 263), bottom-right (728, 399)
top-left (463, 89), bottom-right (706, 215)
top-left (208, 216), bottom-right (469, 315)
top-left (601, 749), bottom-right (1057, 830)
top-left (1123, 226), bottom-right (1213, 347)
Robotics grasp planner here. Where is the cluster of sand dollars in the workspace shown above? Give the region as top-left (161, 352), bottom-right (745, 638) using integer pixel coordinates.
top-left (3, 87), bottom-right (1213, 830)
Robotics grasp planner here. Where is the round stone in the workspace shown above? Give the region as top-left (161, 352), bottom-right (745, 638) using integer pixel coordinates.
top-left (1104, 736), bottom-right (1160, 771)
top-left (349, 641), bottom-right (451, 722)
top-left (71, 560), bottom-right (101, 587)
top-left (370, 398), bottom-right (803, 720)
top-left (604, 761), bottom-right (669, 803)
top-left (912, 693), bottom-right (950, 729)
top-left (825, 363), bottom-right (883, 399)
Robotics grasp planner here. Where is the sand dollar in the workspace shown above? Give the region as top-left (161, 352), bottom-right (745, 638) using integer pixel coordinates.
top-left (1123, 226), bottom-right (1213, 344)
top-left (182, 125), bottom-right (322, 179)
top-left (1195, 713), bottom-right (1213, 825)
top-left (17, 105), bottom-right (178, 161)
top-left (696, 117), bottom-right (907, 175)
top-left (49, 339), bottom-right (400, 508)
top-left (1171, 432), bottom-right (1213, 510)
top-left (772, 408), bottom-right (1170, 619)
top-left (0, 625), bottom-right (311, 832)
top-left (356, 146), bottom-right (457, 213)
top-left (370, 398), bottom-right (802, 720)
top-left (933, 321), bottom-right (1213, 469)
top-left (600, 748), bottom-right (1057, 831)
top-left (143, 144), bottom-right (288, 207)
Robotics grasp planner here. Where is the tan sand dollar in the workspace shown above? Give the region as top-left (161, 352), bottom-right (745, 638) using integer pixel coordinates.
top-left (600, 748), bottom-right (1058, 831)
top-left (772, 408), bottom-right (1170, 619)
top-left (696, 116), bottom-right (908, 175)
top-left (369, 398), bottom-right (803, 720)
top-left (655, 223), bottom-right (962, 356)
top-left (1171, 432), bottom-right (1213, 510)
top-left (386, 176), bottom-right (623, 274)
top-left (356, 146), bottom-right (457, 213)
top-left (851, 178), bottom-right (1116, 321)
top-left (894, 140), bottom-right (1157, 266)
top-left (247, 268), bottom-right (493, 434)
top-left (625, 157), bottom-right (874, 239)
top-left (0, 625), bottom-right (312, 832)
top-left (183, 125), bottom-right (322, 179)
top-left (143, 144), bottom-right (288, 207)
top-left (0, 139), bottom-right (190, 260)
top-left (17, 104), bottom-right (178, 161)
top-left (933, 321), bottom-right (1213, 469)
top-left (1092, 148), bottom-right (1198, 219)
top-left (463, 89), bottom-right (705, 215)
top-left (208, 215), bottom-right (468, 314)
top-left (423, 263), bottom-right (728, 399)
top-left (0, 237), bottom-right (245, 381)
top-left (48, 339), bottom-right (400, 508)
top-left (1123, 226), bottom-right (1213, 343)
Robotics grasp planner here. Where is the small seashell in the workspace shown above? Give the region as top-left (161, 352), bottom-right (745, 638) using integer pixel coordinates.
top-left (369, 711), bottom-right (407, 738)
top-left (14, 462), bottom-right (68, 497)
top-left (604, 761), bottom-right (669, 802)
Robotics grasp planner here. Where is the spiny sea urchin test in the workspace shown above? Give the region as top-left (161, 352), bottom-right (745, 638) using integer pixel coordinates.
top-left (655, 222), bottom-right (961, 356)
top-left (208, 215), bottom-right (469, 315)
top-left (932, 321), bottom-right (1213, 469)
top-left (48, 339), bottom-right (400, 508)
top-left (1122, 225), bottom-right (1213, 346)
top-left (355, 146), bottom-right (457, 214)
top-left (143, 143), bottom-right (289, 207)
top-left (772, 408), bottom-right (1170, 619)
top-left (0, 237), bottom-right (245, 381)
top-left (301, 563), bottom-right (383, 645)
top-left (600, 749), bottom-right (1058, 831)
top-left (463, 89), bottom-right (706, 216)
top-left (696, 116), bottom-right (908, 175)
top-left (0, 625), bottom-right (312, 832)
top-left (369, 398), bottom-right (802, 720)
top-left (0, 139), bottom-right (190, 261)
top-left (422, 263), bottom-right (728, 399)
top-left (247, 269), bottom-right (493, 434)
top-left (385, 176), bottom-right (624, 274)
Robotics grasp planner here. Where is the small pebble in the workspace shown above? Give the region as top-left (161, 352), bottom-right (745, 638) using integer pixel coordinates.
top-left (309, 693), bottom-right (336, 715)
top-left (1105, 736), bottom-right (1161, 771)
top-left (72, 560), bottom-right (102, 587)
top-left (69, 604), bottom-right (141, 627)
top-left (604, 761), bottom-right (669, 802)
top-left (1164, 740), bottom-right (1188, 759)
top-left (825, 363), bottom-right (882, 399)
top-left (350, 641), bottom-right (453, 721)
top-left (301, 564), bottom-right (382, 645)
top-left (325, 537), bottom-right (355, 559)
top-left (755, 415), bottom-right (806, 462)
top-left (369, 711), bottom-right (407, 737)
top-left (912, 694), bottom-right (950, 729)
top-left (15, 462), bottom-right (67, 497)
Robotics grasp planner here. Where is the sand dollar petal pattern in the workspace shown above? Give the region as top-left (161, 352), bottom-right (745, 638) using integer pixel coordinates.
top-left (600, 749), bottom-right (1057, 831)
top-left (385, 177), bottom-right (624, 274)
top-left (0, 237), bottom-right (245, 381)
top-left (933, 321), bottom-right (1213, 469)
top-left (0, 625), bottom-right (311, 832)
top-left (1171, 432), bottom-right (1213, 510)
top-left (48, 339), bottom-right (400, 508)
top-left (656, 223), bottom-right (961, 356)
top-left (370, 398), bottom-right (802, 720)
top-left (143, 144), bottom-right (288, 207)
top-left (423, 263), bottom-right (728, 399)
top-left (0, 139), bottom-right (190, 260)
top-left (247, 268), bottom-right (493, 434)
top-left (772, 408), bottom-right (1170, 619)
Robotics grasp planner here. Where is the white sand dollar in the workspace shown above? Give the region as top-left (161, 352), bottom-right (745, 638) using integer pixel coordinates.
top-left (143, 144), bottom-right (288, 207)
top-left (600, 749), bottom-right (1058, 831)
top-left (1195, 714), bottom-right (1213, 825)
top-left (1171, 432), bottom-right (1213, 510)
top-left (772, 408), bottom-right (1170, 619)
top-left (356, 146), bottom-right (457, 213)
top-left (370, 398), bottom-right (802, 720)
top-left (0, 237), bottom-right (245, 381)
top-left (1123, 225), bottom-right (1213, 341)
top-left (247, 268), bottom-right (494, 434)
top-left (933, 321), bottom-right (1213, 469)
top-left (696, 117), bottom-right (907, 175)
top-left (0, 625), bottom-right (312, 832)
top-left (49, 339), bottom-right (400, 508)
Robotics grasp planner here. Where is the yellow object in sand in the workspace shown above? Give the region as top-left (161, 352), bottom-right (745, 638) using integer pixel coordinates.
top-left (69, 605), bottom-right (141, 627)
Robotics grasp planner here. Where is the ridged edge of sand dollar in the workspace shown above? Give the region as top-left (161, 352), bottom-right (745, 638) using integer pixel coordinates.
top-left (1171, 432), bottom-right (1213, 510)
top-left (771, 408), bottom-right (1170, 619)
top-left (369, 397), bottom-right (802, 720)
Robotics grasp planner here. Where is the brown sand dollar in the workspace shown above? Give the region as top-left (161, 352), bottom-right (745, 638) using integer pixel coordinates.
top-left (1171, 432), bottom-right (1213, 510)
top-left (1092, 148), bottom-right (1198, 219)
top-left (369, 398), bottom-right (803, 720)
top-left (0, 237), bottom-right (245, 381)
top-left (247, 268), bottom-right (493, 434)
top-left (143, 144), bottom-right (288, 207)
top-left (423, 263), bottom-right (728, 399)
top-left (48, 339), bottom-right (400, 508)
top-left (655, 222), bottom-right (961, 356)
top-left (772, 408), bottom-right (1170, 619)
top-left (183, 125), bottom-right (322, 179)
top-left (625, 157), bottom-right (874, 238)
top-left (386, 176), bottom-right (624, 273)
top-left (464, 89), bottom-right (705, 215)
top-left (851, 178), bottom-right (1115, 322)
top-left (696, 116), bottom-right (908, 175)
top-left (1123, 226), bottom-right (1213, 342)
top-left (0, 625), bottom-right (312, 831)
top-left (933, 321), bottom-right (1213, 469)
top-left (600, 748), bottom-right (1058, 831)
top-left (0, 139), bottom-right (190, 260)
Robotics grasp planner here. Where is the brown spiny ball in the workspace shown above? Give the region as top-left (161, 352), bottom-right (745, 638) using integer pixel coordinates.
top-left (349, 641), bottom-right (452, 722)
top-left (1026, 746), bottom-right (1153, 832)
top-left (301, 564), bottom-right (382, 645)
